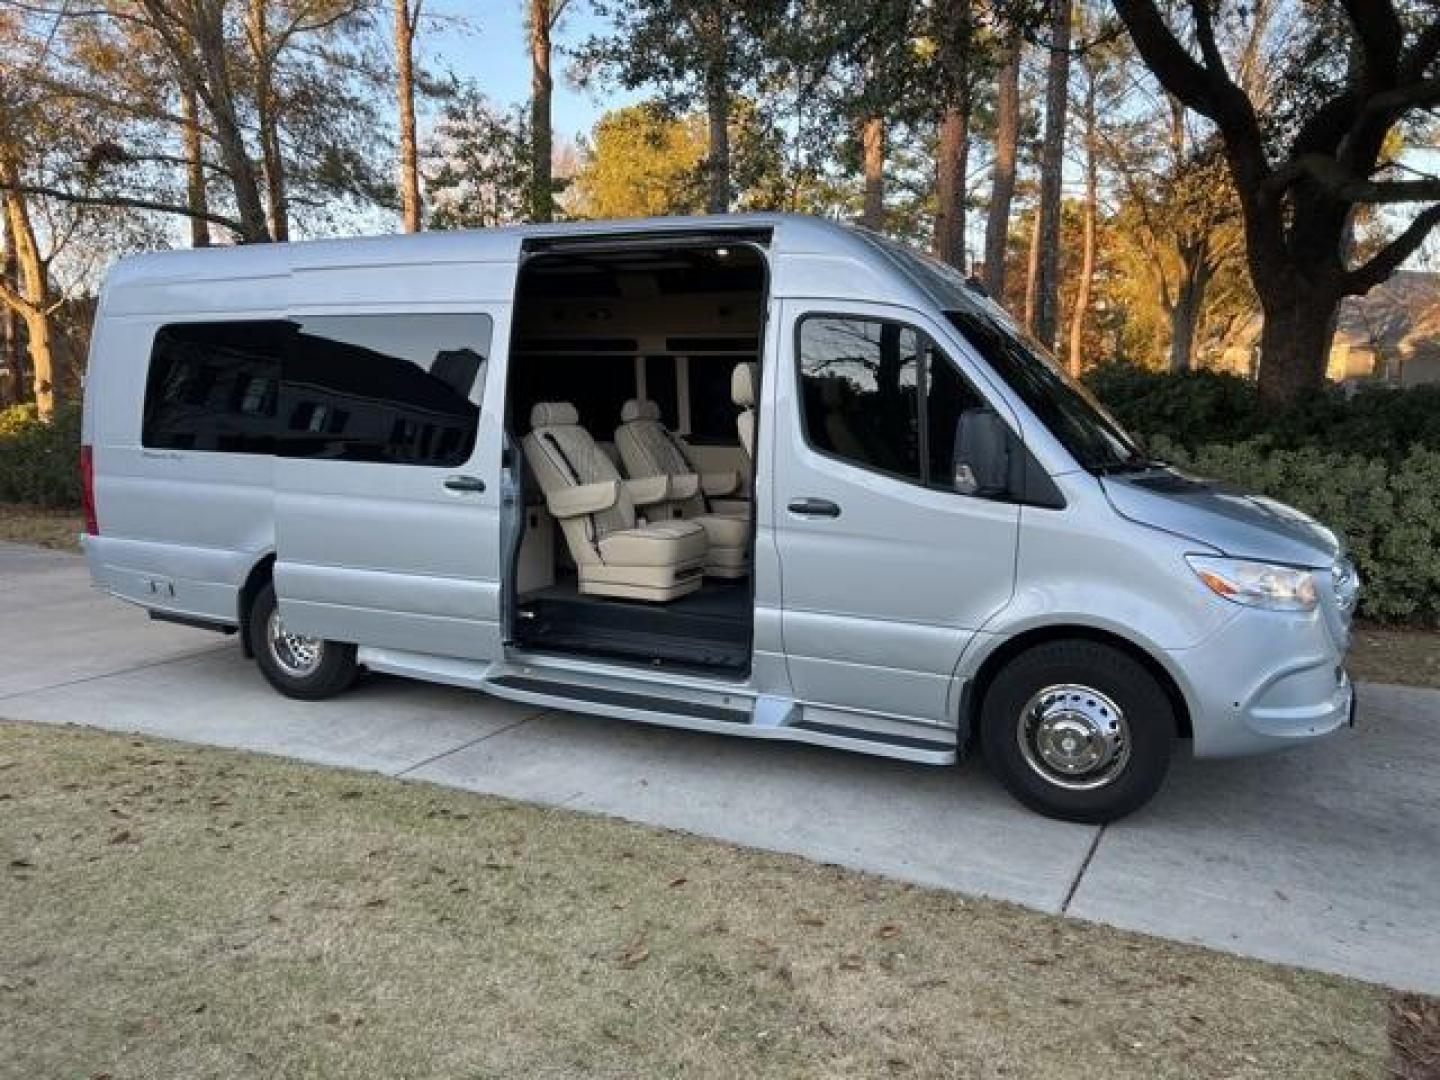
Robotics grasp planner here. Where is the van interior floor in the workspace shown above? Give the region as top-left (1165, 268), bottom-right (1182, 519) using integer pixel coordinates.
top-left (514, 577), bottom-right (752, 675)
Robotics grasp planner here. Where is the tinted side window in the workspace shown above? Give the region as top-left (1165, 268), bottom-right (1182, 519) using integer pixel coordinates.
top-left (643, 356), bottom-right (680, 429)
top-left (924, 341), bottom-right (990, 490)
top-left (688, 354), bottom-right (750, 443)
top-left (143, 321), bottom-right (287, 453)
top-left (282, 313), bottom-right (490, 466)
top-left (797, 316), bottom-right (921, 480)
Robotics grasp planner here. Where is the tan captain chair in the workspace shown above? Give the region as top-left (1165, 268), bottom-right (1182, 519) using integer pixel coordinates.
top-left (614, 398), bottom-right (750, 578)
top-left (733, 361), bottom-right (757, 464)
top-left (522, 402), bottom-right (706, 602)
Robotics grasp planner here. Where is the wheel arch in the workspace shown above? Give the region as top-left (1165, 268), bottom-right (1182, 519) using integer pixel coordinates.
top-left (961, 624), bottom-right (1193, 746)
top-left (237, 552), bottom-right (277, 658)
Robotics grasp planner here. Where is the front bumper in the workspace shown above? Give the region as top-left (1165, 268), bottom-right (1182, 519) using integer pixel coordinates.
top-left (1167, 607), bottom-right (1354, 758)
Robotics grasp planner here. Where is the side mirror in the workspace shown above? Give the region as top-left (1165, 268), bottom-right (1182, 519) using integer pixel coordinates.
top-left (953, 407), bottom-right (1012, 497)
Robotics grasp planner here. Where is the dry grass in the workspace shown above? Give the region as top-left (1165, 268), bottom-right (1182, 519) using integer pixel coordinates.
top-left (1389, 993), bottom-right (1440, 1079)
top-left (0, 503), bottom-right (81, 552)
top-left (0, 722), bottom-right (1396, 1080)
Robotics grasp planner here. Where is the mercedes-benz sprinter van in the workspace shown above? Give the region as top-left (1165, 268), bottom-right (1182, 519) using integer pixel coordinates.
top-left (80, 214), bottom-right (1359, 822)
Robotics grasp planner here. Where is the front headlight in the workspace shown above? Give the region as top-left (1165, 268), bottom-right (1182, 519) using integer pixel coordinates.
top-left (1186, 555), bottom-right (1319, 611)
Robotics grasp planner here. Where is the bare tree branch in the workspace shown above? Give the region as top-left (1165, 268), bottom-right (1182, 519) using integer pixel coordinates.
top-left (1346, 202), bottom-right (1440, 292)
top-left (0, 181), bottom-right (244, 232)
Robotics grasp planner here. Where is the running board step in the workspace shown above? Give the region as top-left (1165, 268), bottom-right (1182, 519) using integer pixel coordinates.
top-left (487, 674), bottom-right (750, 726)
top-left (792, 719), bottom-right (956, 756)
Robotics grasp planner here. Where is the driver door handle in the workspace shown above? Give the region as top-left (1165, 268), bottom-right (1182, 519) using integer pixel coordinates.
top-left (444, 475), bottom-right (486, 493)
top-left (788, 497), bottom-right (841, 518)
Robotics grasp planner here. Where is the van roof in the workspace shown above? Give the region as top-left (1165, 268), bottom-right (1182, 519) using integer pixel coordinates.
top-left (99, 213), bottom-right (970, 317)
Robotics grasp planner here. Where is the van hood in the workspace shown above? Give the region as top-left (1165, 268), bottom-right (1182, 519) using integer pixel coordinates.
top-left (1100, 468), bottom-right (1341, 567)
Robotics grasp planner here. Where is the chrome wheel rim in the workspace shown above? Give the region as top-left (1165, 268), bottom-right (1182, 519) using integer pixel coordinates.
top-left (1017, 683), bottom-right (1130, 791)
top-left (266, 610), bottom-right (324, 678)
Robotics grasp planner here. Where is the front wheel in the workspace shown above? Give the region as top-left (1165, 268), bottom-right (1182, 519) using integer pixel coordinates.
top-left (247, 582), bottom-right (358, 700)
top-left (979, 640), bottom-right (1174, 824)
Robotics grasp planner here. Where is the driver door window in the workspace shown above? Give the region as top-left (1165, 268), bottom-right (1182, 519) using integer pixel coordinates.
top-left (797, 315), bottom-right (989, 492)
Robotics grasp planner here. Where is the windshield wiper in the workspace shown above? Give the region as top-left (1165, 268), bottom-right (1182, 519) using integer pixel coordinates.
top-left (1092, 458), bottom-right (1166, 475)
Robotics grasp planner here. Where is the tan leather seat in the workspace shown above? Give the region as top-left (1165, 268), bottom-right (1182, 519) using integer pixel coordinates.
top-left (614, 398), bottom-right (749, 578)
top-left (522, 402), bottom-right (706, 601)
top-left (733, 361), bottom-right (757, 463)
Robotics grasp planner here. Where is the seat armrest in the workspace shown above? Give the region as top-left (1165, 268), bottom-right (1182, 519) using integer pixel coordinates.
top-left (701, 470), bottom-right (741, 497)
top-left (668, 473), bottom-right (701, 500)
top-left (709, 497), bottom-right (751, 518)
top-left (546, 480), bottom-right (620, 519)
top-left (623, 475), bottom-right (671, 508)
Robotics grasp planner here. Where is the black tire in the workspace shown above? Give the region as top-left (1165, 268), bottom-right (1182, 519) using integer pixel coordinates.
top-left (247, 582), bottom-right (358, 701)
top-left (979, 639), bottom-right (1174, 824)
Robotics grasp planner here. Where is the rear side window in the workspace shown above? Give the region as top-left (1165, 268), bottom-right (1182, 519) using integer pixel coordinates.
top-left (688, 354), bottom-right (749, 443)
top-left (643, 356), bottom-right (680, 429)
top-left (143, 321), bottom-right (287, 453)
top-left (281, 313), bottom-right (490, 466)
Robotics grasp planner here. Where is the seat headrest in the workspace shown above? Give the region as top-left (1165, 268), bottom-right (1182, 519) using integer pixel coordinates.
top-left (531, 401), bottom-right (579, 428)
top-left (620, 398), bottom-right (661, 423)
top-left (731, 362), bottom-right (757, 408)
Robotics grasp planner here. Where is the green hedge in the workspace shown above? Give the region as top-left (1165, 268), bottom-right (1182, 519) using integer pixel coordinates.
top-left (1084, 361), bottom-right (1440, 458)
top-left (0, 403), bottom-right (83, 509)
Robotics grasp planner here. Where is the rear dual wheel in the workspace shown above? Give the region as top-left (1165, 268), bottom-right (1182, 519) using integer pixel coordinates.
top-left (980, 640), bottom-right (1174, 824)
top-left (247, 582), bottom-right (357, 700)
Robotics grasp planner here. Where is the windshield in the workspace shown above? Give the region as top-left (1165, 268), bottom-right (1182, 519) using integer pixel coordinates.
top-left (859, 231), bottom-right (1149, 472)
top-left (944, 309), bottom-right (1147, 473)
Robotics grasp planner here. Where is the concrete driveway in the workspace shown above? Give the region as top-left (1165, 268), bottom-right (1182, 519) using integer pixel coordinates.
top-left (3, 540), bottom-right (1437, 995)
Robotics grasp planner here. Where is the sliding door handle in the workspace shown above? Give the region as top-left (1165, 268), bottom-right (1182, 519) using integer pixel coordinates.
top-left (787, 497), bottom-right (840, 518)
top-left (444, 475), bottom-right (486, 493)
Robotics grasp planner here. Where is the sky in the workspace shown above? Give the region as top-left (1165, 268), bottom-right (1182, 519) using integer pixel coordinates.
top-left (422, 1), bottom-right (634, 145)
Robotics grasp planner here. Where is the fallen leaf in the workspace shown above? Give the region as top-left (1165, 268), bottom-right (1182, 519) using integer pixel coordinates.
top-left (617, 934), bottom-right (650, 969)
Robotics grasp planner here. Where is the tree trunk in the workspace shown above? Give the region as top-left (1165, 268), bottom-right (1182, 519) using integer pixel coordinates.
top-left (257, 105), bottom-right (288, 241)
top-left (248, 0), bottom-right (288, 242)
top-left (528, 0), bottom-right (553, 223)
top-left (1023, 210), bottom-right (1041, 328)
top-left (396, 0), bottom-right (422, 231)
top-left (1256, 285), bottom-right (1341, 403)
top-left (932, 105), bottom-right (969, 270)
top-left (166, 0), bottom-right (271, 243)
top-left (1167, 292), bottom-right (1198, 372)
top-left (1031, 0), bottom-right (1071, 348)
top-left (180, 85), bottom-right (210, 247)
top-left (1167, 251), bottom-right (1211, 372)
top-left (0, 209), bottom-right (19, 407)
top-left (1066, 75), bottom-right (1097, 377)
top-left (982, 32), bottom-right (1020, 299)
top-left (861, 117), bottom-right (886, 229)
top-left (703, 60), bottom-right (731, 214)
top-left (1, 167), bottom-right (58, 419)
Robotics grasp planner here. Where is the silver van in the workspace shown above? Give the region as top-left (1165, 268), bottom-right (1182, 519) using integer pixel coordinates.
top-left (80, 214), bottom-right (1358, 822)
